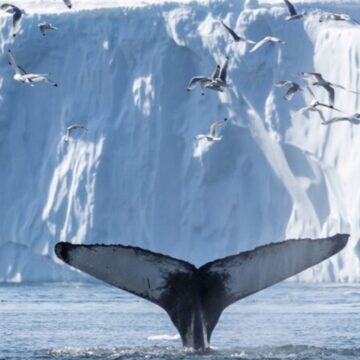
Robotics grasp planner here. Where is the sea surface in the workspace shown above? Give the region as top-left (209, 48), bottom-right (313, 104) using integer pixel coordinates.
top-left (1, 283), bottom-right (360, 359)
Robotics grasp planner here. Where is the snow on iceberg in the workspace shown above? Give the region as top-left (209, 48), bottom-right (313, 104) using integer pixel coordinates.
top-left (0, 0), bottom-right (359, 282)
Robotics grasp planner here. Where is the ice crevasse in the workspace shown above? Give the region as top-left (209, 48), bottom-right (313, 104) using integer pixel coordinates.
top-left (0, 0), bottom-right (359, 282)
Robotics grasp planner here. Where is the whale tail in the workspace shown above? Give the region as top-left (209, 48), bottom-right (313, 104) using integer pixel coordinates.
top-left (55, 234), bottom-right (348, 350)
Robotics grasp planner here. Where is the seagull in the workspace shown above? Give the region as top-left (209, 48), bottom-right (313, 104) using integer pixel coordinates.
top-left (249, 36), bottom-right (285, 53)
top-left (8, 49), bottom-right (58, 87)
top-left (275, 80), bottom-right (303, 101)
top-left (195, 118), bottom-right (227, 142)
top-left (283, 0), bottom-right (307, 20)
top-left (297, 100), bottom-right (343, 122)
top-left (211, 56), bottom-right (229, 88)
top-left (220, 20), bottom-right (255, 44)
top-left (38, 22), bottom-right (57, 36)
top-left (319, 12), bottom-right (359, 24)
top-left (187, 64), bottom-right (221, 95)
top-left (301, 72), bottom-right (336, 107)
top-left (63, 0), bottom-right (72, 9)
top-left (321, 113), bottom-right (360, 125)
top-left (302, 72), bottom-right (360, 107)
top-left (187, 58), bottom-right (229, 95)
top-left (0, 3), bottom-right (25, 37)
top-left (64, 125), bottom-right (88, 143)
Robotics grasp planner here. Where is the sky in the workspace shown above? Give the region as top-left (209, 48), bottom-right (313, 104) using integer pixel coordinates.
top-left (6, 0), bottom-right (360, 14)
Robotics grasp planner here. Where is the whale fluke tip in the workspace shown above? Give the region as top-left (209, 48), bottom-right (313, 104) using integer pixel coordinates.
top-left (331, 233), bottom-right (349, 251)
top-left (55, 242), bottom-right (72, 263)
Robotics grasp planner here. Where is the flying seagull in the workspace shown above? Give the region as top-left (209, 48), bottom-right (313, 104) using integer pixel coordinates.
top-left (322, 113), bottom-right (360, 125)
top-left (275, 80), bottom-right (303, 101)
top-left (195, 118), bottom-right (227, 142)
top-left (283, 0), bottom-right (307, 20)
top-left (38, 22), bottom-right (57, 36)
top-left (0, 3), bottom-right (25, 37)
top-left (64, 125), bottom-right (88, 143)
top-left (302, 72), bottom-right (360, 107)
top-left (187, 57), bottom-right (229, 95)
top-left (187, 64), bottom-right (220, 95)
top-left (63, 0), bottom-right (72, 9)
top-left (297, 100), bottom-right (343, 122)
top-left (302, 72), bottom-right (336, 107)
top-left (220, 20), bottom-right (255, 44)
top-left (319, 12), bottom-right (359, 24)
top-left (8, 49), bottom-right (58, 87)
top-left (249, 36), bottom-right (285, 53)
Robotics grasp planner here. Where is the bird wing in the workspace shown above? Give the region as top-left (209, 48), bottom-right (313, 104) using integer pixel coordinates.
top-left (24, 74), bottom-right (57, 86)
top-left (298, 106), bottom-right (325, 122)
top-left (249, 38), bottom-right (268, 53)
top-left (318, 102), bottom-right (344, 113)
top-left (219, 57), bottom-right (229, 83)
top-left (8, 50), bottom-right (25, 75)
top-left (65, 125), bottom-right (88, 142)
top-left (0, 3), bottom-right (18, 12)
top-left (313, 73), bottom-right (324, 82)
top-left (311, 108), bottom-right (326, 122)
top-left (268, 36), bottom-right (283, 43)
top-left (64, 127), bottom-right (71, 142)
top-left (275, 80), bottom-right (291, 87)
top-left (330, 83), bottom-right (346, 90)
top-left (246, 38), bottom-right (256, 45)
top-left (322, 116), bottom-right (349, 125)
top-left (12, 9), bottom-right (22, 36)
top-left (187, 77), bottom-right (209, 90)
top-left (210, 119), bottom-right (226, 137)
top-left (26, 74), bottom-right (48, 82)
top-left (0, 3), bottom-right (11, 11)
top-left (43, 77), bottom-right (57, 86)
top-left (63, 0), bottom-right (72, 8)
top-left (68, 124), bottom-right (88, 134)
top-left (302, 72), bottom-right (323, 82)
top-left (284, 83), bottom-right (300, 101)
top-left (283, 0), bottom-right (297, 16)
top-left (211, 65), bottom-right (220, 80)
top-left (220, 20), bottom-right (240, 42)
top-left (322, 84), bottom-right (335, 107)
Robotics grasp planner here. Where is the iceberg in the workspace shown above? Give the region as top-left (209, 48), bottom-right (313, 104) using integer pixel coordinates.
top-left (0, 0), bottom-right (359, 282)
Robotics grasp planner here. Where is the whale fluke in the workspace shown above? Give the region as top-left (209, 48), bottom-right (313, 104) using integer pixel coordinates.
top-left (55, 234), bottom-right (348, 350)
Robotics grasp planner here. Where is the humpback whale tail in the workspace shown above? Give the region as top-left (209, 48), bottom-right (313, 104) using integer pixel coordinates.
top-left (55, 234), bottom-right (348, 350)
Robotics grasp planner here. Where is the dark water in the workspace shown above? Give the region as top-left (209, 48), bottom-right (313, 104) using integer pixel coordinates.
top-left (1, 283), bottom-right (360, 359)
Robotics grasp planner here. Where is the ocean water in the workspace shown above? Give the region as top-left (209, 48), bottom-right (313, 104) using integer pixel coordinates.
top-left (1, 282), bottom-right (360, 359)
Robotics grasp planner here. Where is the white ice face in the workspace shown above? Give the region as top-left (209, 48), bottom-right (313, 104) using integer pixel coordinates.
top-left (0, 0), bottom-right (358, 283)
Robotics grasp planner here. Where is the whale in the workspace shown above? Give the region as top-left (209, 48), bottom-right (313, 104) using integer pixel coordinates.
top-left (55, 233), bottom-right (348, 351)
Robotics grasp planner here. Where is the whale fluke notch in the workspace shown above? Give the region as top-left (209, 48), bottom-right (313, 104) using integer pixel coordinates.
top-left (55, 233), bottom-right (349, 350)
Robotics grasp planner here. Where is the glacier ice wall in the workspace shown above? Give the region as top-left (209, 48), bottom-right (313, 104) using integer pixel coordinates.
top-left (0, 0), bottom-right (359, 282)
